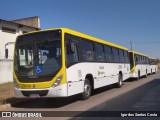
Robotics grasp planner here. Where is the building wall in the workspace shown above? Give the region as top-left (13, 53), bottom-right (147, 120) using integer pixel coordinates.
top-left (0, 20), bottom-right (37, 83)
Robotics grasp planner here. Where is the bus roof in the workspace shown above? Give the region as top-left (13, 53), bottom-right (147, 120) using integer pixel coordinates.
top-left (18, 28), bottom-right (128, 51)
top-left (149, 57), bottom-right (156, 60)
top-left (62, 28), bottom-right (128, 50)
top-left (129, 51), bottom-right (148, 57)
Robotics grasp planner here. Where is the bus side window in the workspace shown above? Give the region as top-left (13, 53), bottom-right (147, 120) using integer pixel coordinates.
top-left (104, 45), bottom-right (113, 62)
top-left (66, 42), bottom-right (79, 64)
top-left (119, 50), bottom-right (125, 63)
top-left (135, 55), bottom-right (138, 65)
top-left (94, 43), bottom-right (105, 62)
top-left (124, 51), bottom-right (129, 63)
top-left (81, 39), bottom-right (94, 62)
top-left (112, 48), bottom-right (120, 63)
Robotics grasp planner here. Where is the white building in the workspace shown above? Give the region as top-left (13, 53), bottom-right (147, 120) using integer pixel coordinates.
top-left (0, 16), bottom-right (40, 83)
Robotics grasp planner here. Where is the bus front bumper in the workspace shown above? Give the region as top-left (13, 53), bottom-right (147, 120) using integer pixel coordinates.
top-left (14, 84), bottom-right (68, 98)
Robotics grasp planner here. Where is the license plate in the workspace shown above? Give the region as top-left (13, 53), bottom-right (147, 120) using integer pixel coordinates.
top-left (30, 94), bottom-right (39, 98)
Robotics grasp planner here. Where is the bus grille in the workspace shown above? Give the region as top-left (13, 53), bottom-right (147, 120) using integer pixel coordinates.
top-left (21, 90), bottom-right (49, 97)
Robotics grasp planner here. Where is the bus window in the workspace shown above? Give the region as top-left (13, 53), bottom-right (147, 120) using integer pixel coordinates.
top-left (124, 51), bottom-right (129, 63)
top-left (94, 43), bottom-right (105, 62)
top-left (135, 55), bottom-right (139, 65)
top-left (104, 46), bottom-right (113, 62)
top-left (81, 40), bottom-right (94, 62)
top-left (119, 50), bottom-right (125, 63)
top-left (66, 42), bottom-right (79, 64)
top-left (112, 48), bottom-right (120, 63)
top-left (129, 52), bottom-right (134, 69)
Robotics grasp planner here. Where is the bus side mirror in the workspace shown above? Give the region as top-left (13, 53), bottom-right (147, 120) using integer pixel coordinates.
top-left (5, 49), bottom-right (8, 59)
top-left (70, 43), bottom-right (75, 53)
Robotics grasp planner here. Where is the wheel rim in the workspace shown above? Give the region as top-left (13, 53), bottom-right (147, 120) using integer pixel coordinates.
top-left (84, 84), bottom-right (90, 97)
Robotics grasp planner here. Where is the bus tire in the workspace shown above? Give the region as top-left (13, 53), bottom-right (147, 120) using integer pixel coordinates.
top-left (116, 74), bottom-right (123, 88)
top-left (137, 71), bottom-right (140, 80)
top-left (81, 79), bottom-right (91, 100)
top-left (154, 69), bottom-right (156, 74)
top-left (145, 70), bottom-right (147, 78)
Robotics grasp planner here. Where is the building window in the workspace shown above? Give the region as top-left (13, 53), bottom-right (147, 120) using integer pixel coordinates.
top-left (2, 27), bottom-right (16, 34)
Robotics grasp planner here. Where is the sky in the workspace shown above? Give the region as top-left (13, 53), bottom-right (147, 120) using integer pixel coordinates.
top-left (0, 0), bottom-right (160, 58)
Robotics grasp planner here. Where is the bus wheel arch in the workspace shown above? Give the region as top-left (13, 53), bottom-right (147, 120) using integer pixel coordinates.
top-left (137, 70), bottom-right (140, 80)
top-left (85, 74), bottom-right (94, 91)
top-left (80, 74), bottom-right (94, 100)
top-left (116, 71), bottom-right (123, 88)
top-left (145, 69), bottom-right (148, 78)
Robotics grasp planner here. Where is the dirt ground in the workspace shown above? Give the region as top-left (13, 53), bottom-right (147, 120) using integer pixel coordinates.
top-left (0, 82), bottom-right (14, 105)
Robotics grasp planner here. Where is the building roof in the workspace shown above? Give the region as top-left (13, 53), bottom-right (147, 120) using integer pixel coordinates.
top-left (11, 16), bottom-right (40, 29)
top-left (0, 17), bottom-right (40, 30)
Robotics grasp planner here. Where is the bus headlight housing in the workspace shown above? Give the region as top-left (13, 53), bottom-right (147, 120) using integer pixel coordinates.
top-left (52, 75), bottom-right (63, 88)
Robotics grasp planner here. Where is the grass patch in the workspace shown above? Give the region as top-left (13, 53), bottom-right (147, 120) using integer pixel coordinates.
top-left (0, 82), bottom-right (14, 105)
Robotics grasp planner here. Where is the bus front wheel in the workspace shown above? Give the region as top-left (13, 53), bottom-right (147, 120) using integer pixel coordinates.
top-left (81, 79), bottom-right (91, 100)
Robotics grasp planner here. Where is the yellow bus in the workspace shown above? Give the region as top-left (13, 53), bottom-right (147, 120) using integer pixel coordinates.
top-left (149, 57), bottom-right (158, 74)
top-left (129, 51), bottom-right (150, 79)
top-left (13, 28), bottom-right (130, 99)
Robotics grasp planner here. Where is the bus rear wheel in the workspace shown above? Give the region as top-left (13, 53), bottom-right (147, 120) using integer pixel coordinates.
top-left (81, 79), bottom-right (91, 100)
top-left (145, 70), bottom-right (148, 78)
top-left (116, 74), bottom-right (123, 88)
top-left (137, 71), bottom-right (140, 80)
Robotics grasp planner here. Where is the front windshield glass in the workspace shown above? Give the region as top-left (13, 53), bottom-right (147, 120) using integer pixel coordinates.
top-left (14, 30), bottom-right (62, 77)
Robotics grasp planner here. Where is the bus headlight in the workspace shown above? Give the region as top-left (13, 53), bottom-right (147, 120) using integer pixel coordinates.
top-left (13, 78), bottom-right (19, 89)
top-left (52, 75), bottom-right (63, 88)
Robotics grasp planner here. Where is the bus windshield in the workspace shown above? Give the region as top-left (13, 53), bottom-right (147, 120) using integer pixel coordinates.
top-left (14, 30), bottom-right (62, 77)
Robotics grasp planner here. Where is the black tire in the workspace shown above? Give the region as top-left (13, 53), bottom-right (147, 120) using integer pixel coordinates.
top-left (145, 70), bottom-right (147, 78)
top-left (136, 71), bottom-right (140, 80)
top-left (80, 79), bottom-right (91, 100)
top-left (116, 74), bottom-right (123, 88)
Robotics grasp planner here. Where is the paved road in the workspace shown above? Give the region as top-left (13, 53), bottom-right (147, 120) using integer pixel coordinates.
top-left (1, 72), bottom-right (160, 120)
